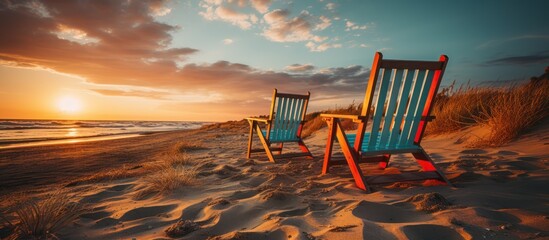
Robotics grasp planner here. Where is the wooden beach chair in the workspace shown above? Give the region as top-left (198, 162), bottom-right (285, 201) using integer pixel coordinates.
top-left (246, 89), bottom-right (313, 163)
top-left (321, 52), bottom-right (452, 191)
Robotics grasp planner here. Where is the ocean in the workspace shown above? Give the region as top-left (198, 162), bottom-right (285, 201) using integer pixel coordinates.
top-left (0, 119), bottom-right (207, 149)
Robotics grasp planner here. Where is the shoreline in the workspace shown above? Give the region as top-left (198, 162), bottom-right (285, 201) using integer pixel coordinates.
top-left (0, 132), bottom-right (143, 149)
top-left (0, 128), bottom-right (197, 196)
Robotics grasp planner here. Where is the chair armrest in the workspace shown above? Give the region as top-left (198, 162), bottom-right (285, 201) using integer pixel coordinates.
top-left (320, 113), bottom-right (366, 122)
top-left (246, 117), bottom-right (270, 123)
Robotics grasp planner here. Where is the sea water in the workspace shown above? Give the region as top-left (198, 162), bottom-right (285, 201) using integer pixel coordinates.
top-left (0, 119), bottom-right (207, 148)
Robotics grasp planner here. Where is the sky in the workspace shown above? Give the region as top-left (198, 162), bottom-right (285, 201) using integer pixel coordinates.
top-left (0, 0), bottom-right (547, 121)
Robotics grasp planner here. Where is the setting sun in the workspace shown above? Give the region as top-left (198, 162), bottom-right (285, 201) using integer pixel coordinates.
top-left (57, 96), bottom-right (82, 114)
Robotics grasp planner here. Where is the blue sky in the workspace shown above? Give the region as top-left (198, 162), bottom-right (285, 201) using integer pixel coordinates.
top-left (165, 0), bottom-right (548, 84)
top-left (0, 0), bottom-right (547, 121)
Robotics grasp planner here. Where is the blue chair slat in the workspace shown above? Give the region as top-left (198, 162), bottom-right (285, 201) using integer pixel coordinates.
top-left (346, 133), bottom-right (421, 152)
top-left (270, 96), bottom-right (307, 143)
top-left (368, 68), bottom-right (392, 149)
top-left (388, 69), bottom-right (416, 147)
top-left (398, 69), bottom-right (427, 146)
top-left (406, 70), bottom-right (435, 145)
top-left (378, 69), bottom-right (404, 147)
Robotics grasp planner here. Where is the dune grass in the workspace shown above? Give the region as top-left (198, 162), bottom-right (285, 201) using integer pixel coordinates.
top-left (479, 81), bottom-right (549, 146)
top-left (427, 80), bottom-right (549, 146)
top-left (135, 164), bottom-right (198, 198)
top-left (427, 83), bottom-right (500, 135)
top-left (3, 191), bottom-right (87, 239)
top-left (65, 164), bottom-right (148, 187)
top-left (301, 103), bottom-right (362, 138)
top-left (135, 142), bottom-right (201, 198)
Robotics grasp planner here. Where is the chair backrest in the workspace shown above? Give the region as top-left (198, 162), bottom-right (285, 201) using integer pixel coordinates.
top-left (267, 89), bottom-right (310, 143)
top-left (355, 52), bottom-right (448, 151)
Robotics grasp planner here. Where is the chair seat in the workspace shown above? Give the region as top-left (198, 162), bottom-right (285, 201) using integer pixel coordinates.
top-left (262, 130), bottom-right (300, 142)
top-left (345, 133), bottom-right (421, 152)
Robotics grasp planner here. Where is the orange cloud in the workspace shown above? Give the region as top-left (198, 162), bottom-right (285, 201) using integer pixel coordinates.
top-left (0, 0), bottom-right (370, 119)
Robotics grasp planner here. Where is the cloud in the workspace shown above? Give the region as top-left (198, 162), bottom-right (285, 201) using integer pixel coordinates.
top-left (345, 20), bottom-right (370, 31)
top-left (306, 42), bottom-right (342, 52)
top-left (315, 15), bottom-right (331, 30)
top-left (0, 0), bottom-right (371, 119)
top-left (199, 0), bottom-right (265, 29)
top-left (200, 4), bottom-right (256, 29)
top-left (262, 9), bottom-right (328, 43)
top-left (198, 1), bottom-right (341, 52)
top-left (477, 35), bottom-right (549, 49)
top-left (223, 38), bottom-right (234, 44)
top-left (484, 52), bottom-right (549, 66)
top-left (250, 0), bottom-right (271, 14)
top-left (285, 64), bottom-right (315, 72)
top-left (91, 89), bottom-right (172, 100)
top-left (0, 0), bottom-right (197, 86)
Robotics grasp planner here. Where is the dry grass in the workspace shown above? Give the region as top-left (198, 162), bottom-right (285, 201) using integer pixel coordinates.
top-left (5, 191), bottom-right (87, 239)
top-left (478, 81), bottom-right (549, 146)
top-left (164, 144), bottom-right (197, 167)
top-left (200, 120), bottom-right (248, 131)
top-left (65, 164), bottom-right (147, 187)
top-left (175, 141), bottom-right (207, 152)
top-left (427, 80), bottom-right (549, 146)
top-left (135, 164), bottom-right (198, 198)
top-left (134, 140), bottom-right (203, 198)
top-left (301, 103), bottom-right (361, 138)
top-left (427, 85), bottom-right (500, 135)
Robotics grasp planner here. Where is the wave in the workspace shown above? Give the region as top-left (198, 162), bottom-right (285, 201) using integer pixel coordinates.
top-left (0, 120), bottom-right (204, 131)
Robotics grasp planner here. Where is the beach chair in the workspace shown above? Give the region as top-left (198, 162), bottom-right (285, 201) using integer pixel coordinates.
top-left (321, 52), bottom-right (452, 191)
top-left (246, 89), bottom-right (313, 163)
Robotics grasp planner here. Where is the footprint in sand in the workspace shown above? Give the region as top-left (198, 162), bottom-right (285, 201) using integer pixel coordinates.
top-left (80, 210), bottom-right (112, 220)
top-left (119, 204), bottom-right (178, 221)
top-left (474, 207), bottom-right (521, 225)
top-left (401, 224), bottom-right (463, 240)
top-left (516, 156), bottom-right (540, 161)
top-left (459, 149), bottom-right (488, 154)
top-left (351, 200), bottom-right (431, 223)
top-left (94, 217), bottom-right (120, 228)
top-left (81, 184), bottom-right (135, 203)
top-left (497, 150), bottom-right (519, 156)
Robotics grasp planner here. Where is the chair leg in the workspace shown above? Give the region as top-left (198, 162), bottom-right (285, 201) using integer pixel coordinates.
top-left (334, 120), bottom-right (369, 191)
top-left (255, 124), bottom-right (276, 163)
top-left (298, 140), bottom-right (313, 159)
top-left (322, 119), bottom-right (337, 174)
top-left (412, 149), bottom-right (453, 187)
top-left (246, 121), bottom-right (254, 159)
top-left (378, 154), bottom-right (391, 169)
top-left (278, 143), bottom-right (283, 155)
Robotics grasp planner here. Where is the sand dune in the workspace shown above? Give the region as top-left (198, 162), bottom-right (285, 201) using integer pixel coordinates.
top-left (1, 121), bottom-right (548, 239)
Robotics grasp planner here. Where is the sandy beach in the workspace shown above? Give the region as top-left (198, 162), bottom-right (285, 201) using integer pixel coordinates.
top-left (1, 119), bottom-right (548, 239)
top-left (1, 1), bottom-right (547, 239)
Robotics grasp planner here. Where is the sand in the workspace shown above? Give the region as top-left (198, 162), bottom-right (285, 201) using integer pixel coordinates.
top-left (1, 121), bottom-right (548, 239)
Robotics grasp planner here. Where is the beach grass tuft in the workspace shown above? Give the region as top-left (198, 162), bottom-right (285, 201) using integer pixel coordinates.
top-left (479, 81), bottom-right (549, 146)
top-left (136, 163), bottom-right (198, 198)
top-left (165, 150), bottom-right (194, 167)
top-left (428, 80), bottom-right (549, 146)
top-left (7, 191), bottom-right (86, 239)
top-left (176, 141), bottom-right (207, 152)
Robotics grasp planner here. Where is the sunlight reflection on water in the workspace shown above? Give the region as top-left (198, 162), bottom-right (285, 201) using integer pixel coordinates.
top-left (66, 128), bottom-right (78, 137)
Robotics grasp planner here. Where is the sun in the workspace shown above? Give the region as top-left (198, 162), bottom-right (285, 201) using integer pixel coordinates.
top-left (57, 96), bottom-right (82, 114)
